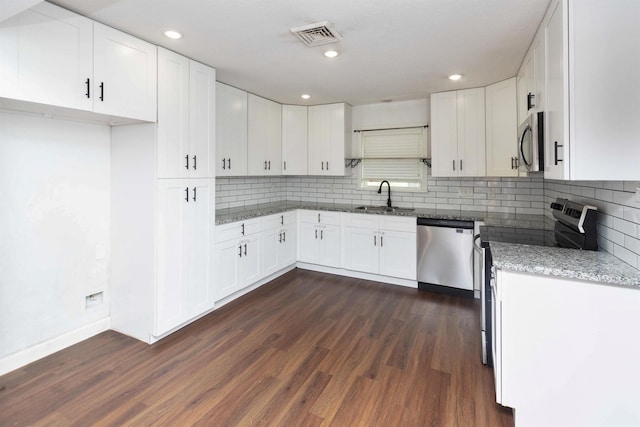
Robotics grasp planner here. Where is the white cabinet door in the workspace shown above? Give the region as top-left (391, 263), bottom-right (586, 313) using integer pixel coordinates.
top-left (533, 33), bottom-right (545, 113)
top-left (216, 82), bottom-right (248, 176)
top-left (247, 94), bottom-right (282, 175)
top-left (308, 103), bottom-right (349, 176)
top-left (485, 78), bottom-right (518, 177)
top-left (278, 226), bottom-right (297, 269)
top-left (432, 88), bottom-right (486, 177)
top-left (298, 222), bottom-right (320, 264)
top-left (188, 60), bottom-right (216, 178)
top-left (260, 227), bottom-right (280, 278)
top-left (378, 230), bottom-right (416, 280)
top-left (241, 235), bottom-right (262, 287)
top-left (93, 22), bottom-right (157, 122)
top-left (157, 51), bottom-right (215, 178)
top-left (343, 227), bottom-right (379, 274)
top-left (457, 87), bottom-right (486, 177)
top-left (282, 105), bottom-right (308, 175)
top-left (157, 48), bottom-right (189, 178)
top-left (544, 0), bottom-right (567, 180)
top-left (430, 91), bottom-right (459, 177)
top-left (155, 179), bottom-right (187, 335)
top-left (0, 2), bottom-right (93, 110)
top-left (318, 225), bottom-right (341, 268)
top-left (155, 179), bottom-right (213, 335)
top-left (517, 52), bottom-right (534, 126)
top-left (214, 239), bottom-right (241, 301)
top-left (183, 179), bottom-right (214, 319)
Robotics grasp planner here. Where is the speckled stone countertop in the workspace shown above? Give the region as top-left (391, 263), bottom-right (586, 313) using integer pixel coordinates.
top-left (215, 200), bottom-right (549, 226)
top-left (490, 242), bottom-right (640, 288)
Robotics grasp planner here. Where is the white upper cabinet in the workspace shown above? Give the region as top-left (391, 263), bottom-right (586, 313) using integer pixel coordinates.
top-left (0, 2), bottom-right (157, 122)
top-left (247, 94), bottom-right (282, 176)
top-left (544, 0), bottom-right (640, 180)
top-left (157, 48), bottom-right (215, 178)
top-left (216, 82), bottom-right (248, 176)
top-left (517, 28), bottom-right (545, 127)
top-left (431, 87), bottom-right (486, 177)
top-left (93, 22), bottom-right (157, 122)
top-left (486, 78), bottom-right (518, 177)
top-left (307, 103), bottom-right (352, 176)
top-left (0, 2), bottom-right (92, 110)
top-left (282, 105), bottom-right (308, 175)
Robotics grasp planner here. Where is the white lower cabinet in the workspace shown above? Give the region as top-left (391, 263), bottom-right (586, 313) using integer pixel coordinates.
top-left (155, 179), bottom-right (214, 335)
top-left (298, 211), bottom-right (341, 268)
top-left (214, 212), bottom-right (297, 301)
top-left (342, 213), bottom-right (416, 280)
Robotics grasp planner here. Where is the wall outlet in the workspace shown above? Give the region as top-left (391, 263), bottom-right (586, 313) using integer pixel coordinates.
top-left (85, 292), bottom-right (103, 309)
top-left (459, 187), bottom-right (473, 197)
top-left (636, 187), bottom-right (640, 203)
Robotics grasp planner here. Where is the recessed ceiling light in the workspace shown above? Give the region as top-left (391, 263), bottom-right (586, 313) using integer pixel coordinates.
top-left (448, 74), bottom-right (462, 81)
top-left (164, 29), bottom-right (182, 40)
top-left (301, 94), bottom-right (311, 100)
top-left (324, 50), bottom-right (339, 58)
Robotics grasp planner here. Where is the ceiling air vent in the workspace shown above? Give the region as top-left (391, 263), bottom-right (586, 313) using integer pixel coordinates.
top-left (290, 21), bottom-right (342, 47)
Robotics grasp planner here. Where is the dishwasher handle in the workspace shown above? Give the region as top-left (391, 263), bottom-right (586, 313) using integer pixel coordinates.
top-left (417, 217), bottom-right (474, 229)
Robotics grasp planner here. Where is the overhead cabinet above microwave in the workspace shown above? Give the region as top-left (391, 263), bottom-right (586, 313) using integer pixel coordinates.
top-left (542, 0), bottom-right (640, 180)
top-left (0, 2), bottom-right (157, 123)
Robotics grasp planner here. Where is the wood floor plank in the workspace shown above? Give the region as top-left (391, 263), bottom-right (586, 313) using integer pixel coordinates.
top-left (0, 268), bottom-right (513, 426)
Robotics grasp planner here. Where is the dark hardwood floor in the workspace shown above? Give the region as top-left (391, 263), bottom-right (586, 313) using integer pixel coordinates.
top-left (0, 269), bottom-right (513, 426)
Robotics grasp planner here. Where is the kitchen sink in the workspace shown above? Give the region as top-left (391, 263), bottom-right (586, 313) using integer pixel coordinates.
top-left (355, 206), bottom-right (415, 213)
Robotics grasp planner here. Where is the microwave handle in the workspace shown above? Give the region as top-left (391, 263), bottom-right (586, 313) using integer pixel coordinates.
top-left (519, 124), bottom-right (533, 169)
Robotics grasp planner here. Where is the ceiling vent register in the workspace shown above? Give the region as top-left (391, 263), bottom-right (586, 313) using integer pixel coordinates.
top-left (290, 21), bottom-right (342, 47)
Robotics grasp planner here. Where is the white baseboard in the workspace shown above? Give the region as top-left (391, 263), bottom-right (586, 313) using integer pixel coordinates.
top-left (296, 263), bottom-right (418, 288)
top-left (0, 317), bottom-right (111, 376)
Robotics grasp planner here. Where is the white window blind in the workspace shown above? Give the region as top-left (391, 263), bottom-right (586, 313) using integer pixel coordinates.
top-left (360, 127), bottom-right (425, 189)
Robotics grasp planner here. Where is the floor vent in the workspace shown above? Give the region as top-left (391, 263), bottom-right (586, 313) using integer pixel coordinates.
top-left (290, 21), bottom-right (342, 47)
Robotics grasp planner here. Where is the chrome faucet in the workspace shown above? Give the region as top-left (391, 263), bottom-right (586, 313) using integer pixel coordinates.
top-left (378, 180), bottom-right (392, 208)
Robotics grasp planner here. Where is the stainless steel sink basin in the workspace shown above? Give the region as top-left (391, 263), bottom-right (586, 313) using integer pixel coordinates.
top-left (355, 206), bottom-right (415, 213)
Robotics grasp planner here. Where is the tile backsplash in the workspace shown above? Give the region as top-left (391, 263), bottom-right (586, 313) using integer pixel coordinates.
top-left (216, 168), bottom-right (545, 214)
top-left (216, 174), bottom-right (640, 269)
top-left (545, 180), bottom-right (640, 269)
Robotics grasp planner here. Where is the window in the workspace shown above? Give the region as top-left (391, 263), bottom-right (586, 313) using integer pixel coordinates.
top-left (359, 127), bottom-right (427, 190)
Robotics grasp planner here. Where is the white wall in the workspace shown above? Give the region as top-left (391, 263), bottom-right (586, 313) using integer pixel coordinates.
top-left (0, 111), bottom-right (110, 370)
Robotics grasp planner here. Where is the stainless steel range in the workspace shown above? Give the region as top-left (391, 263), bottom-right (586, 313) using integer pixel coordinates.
top-left (478, 198), bottom-right (598, 366)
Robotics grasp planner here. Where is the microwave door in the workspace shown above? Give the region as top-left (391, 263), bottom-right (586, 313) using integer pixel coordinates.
top-left (518, 123), bottom-right (533, 172)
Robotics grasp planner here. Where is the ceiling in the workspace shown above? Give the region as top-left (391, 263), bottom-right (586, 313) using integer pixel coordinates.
top-left (49, 0), bottom-right (550, 106)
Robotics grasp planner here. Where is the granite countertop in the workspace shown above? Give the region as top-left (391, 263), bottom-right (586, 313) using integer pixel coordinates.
top-left (215, 200), bottom-right (547, 226)
top-left (490, 241), bottom-right (640, 288)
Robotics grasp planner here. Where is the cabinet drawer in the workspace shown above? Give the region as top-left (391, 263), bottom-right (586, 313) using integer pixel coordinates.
top-left (262, 210), bottom-right (297, 230)
top-left (216, 218), bottom-right (260, 242)
top-left (344, 213), bottom-right (380, 229)
top-left (380, 216), bottom-right (417, 233)
top-left (298, 210), bottom-right (341, 225)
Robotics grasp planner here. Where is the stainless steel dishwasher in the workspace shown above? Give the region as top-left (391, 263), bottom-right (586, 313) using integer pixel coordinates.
top-left (417, 218), bottom-right (474, 296)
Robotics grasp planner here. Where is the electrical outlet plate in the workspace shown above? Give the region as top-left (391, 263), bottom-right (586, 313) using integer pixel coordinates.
top-left (635, 187), bottom-right (640, 203)
top-left (85, 292), bottom-right (104, 309)
top-left (459, 187), bottom-right (473, 197)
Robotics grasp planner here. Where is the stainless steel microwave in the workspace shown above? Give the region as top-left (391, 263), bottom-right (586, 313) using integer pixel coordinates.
top-left (518, 111), bottom-right (544, 173)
